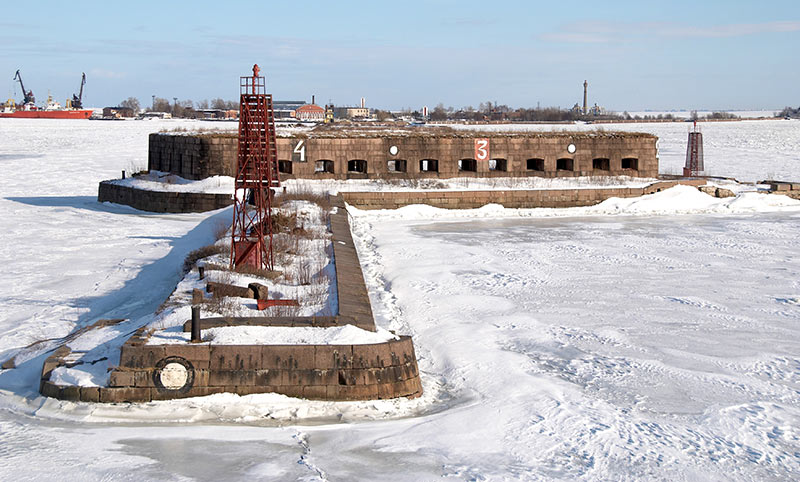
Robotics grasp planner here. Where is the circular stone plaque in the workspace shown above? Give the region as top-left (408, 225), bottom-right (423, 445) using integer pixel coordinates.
top-left (567, 143), bottom-right (577, 154)
top-left (389, 145), bottom-right (399, 156)
top-left (153, 356), bottom-right (195, 393)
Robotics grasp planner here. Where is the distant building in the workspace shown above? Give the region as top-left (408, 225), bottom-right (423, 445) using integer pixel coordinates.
top-left (334, 106), bottom-right (370, 119)
top-left (196, 109), bottom-right (227, 120)
top-left (102, 106), bottom-right (134, 118)
top-left (334, 97), bottom-right (371, 119)
top-left (589, 103), bottom-right (604, 116)
top-left (194, 109), bottom-right (237, 120)
top-left (273, 100), bottom-right (306, 119)
top-left (294, 103), bottom-right (325, 122)
top-left (138, 111), bottom-right (172, 119)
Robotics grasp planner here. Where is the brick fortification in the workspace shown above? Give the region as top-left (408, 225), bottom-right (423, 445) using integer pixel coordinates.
top-left (148, 133), bottom-right (238, 180)
top-left (148, 129), bottom-right (658, 181)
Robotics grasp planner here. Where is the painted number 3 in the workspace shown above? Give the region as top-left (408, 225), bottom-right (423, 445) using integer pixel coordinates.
top-left (474, 138), bottom-right (490, 161)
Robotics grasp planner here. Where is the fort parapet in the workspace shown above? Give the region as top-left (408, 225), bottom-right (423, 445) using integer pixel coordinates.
top-left (148, 127), bottom-right (658, 181)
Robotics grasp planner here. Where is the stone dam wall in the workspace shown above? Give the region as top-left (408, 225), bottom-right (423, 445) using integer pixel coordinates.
top-left (40, 196), bottom-right (423, 403)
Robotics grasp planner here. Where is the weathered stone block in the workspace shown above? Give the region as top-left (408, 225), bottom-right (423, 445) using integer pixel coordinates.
top-left (100, 387), bottom-right (151, 403)
top-left (80, 386), bottom-right (101, 402)
top-left (40, 381), bottom-right (61, 399)
top-left (119, 345), bottom-right (166, 368)
top-left (211, 345), bottom-right (262, 371)
top-left (108, 370), bottom-right (135, 387)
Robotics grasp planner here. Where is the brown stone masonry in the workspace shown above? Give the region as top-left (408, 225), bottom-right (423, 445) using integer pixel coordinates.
top-left (341, 180), bottom-right (706, 210)
top-left (98, 181), bottom-right (233, 213)
top-left (148, 131), bottom-right (658, 181)
top-left (148, 133), bottom-right (238, 180)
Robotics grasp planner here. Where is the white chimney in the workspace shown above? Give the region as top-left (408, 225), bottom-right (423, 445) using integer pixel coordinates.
top-left (360, 97), bottom-right (365, 109)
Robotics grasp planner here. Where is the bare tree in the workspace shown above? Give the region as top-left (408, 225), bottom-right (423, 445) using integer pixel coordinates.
top-left (120, 97), bottom-right (140, 113)
top-left (150, 97), bottom-right (172, 112)
top-left (430, 103), bottom-right (448, 121)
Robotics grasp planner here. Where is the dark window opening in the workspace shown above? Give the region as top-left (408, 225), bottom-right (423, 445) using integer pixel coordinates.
top-left (315, 160), bottom-right (334, 173)
top-left (622, 158), bottom-right (638, 170)
top-left (527, 158), bottom-right (545, 171)
top-left (592, 158), bottom-right (610, 171)
top-left (387, 159), bottom-right (407, 173)
top-left (420, 159), bottom-right (438, 172)
top-left (348, 159), bottom-right (367, 173)
top-left (557, 158), bottom-right (574, 171)
top-left (278, 160), bottom-right (292, 174)
top-left (459, 158), bottom-right (477, 172)
top-left (489, 158), bottom-right (508, 171)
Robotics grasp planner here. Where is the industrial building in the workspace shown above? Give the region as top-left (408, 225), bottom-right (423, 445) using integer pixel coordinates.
top-left (334, 97), bottom-right (370, 119)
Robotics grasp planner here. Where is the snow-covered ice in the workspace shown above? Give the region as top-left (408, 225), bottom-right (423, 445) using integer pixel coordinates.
top-left (0, 118), bottom-right (799, 480)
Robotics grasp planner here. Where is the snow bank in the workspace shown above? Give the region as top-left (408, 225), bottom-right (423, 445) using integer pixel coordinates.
top-left (348, 185), bottom-right (800, 221)
top-left (111, 170), bottom-right (234, 194)
top-left (148, 325), bottom-right (399, 345)
top-left (283, 175), bottom-right (656, 195)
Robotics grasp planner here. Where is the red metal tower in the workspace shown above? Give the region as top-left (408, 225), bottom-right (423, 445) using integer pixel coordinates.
top-left (683, 121), bottom-right (704, 177)
top-left (231, 64), bottom-right (280, 271)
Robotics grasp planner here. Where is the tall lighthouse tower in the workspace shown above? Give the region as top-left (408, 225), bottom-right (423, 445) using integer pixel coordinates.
top-left (583, 80), bottom-right (588, 115)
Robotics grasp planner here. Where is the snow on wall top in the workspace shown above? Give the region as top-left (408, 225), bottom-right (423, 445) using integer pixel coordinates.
top-left (154, 123), bottom-right (656, 140)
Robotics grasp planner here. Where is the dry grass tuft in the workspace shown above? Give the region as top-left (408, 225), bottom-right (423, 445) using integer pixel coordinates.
top-left (198, 271), bottom-right (242, 317)
top-left (233, 263), bottom-right (282, 280)
top-left (271, 211), bottom-right (298, 234)
top-left (183, 244), bottom-right (227, 273)
top-left (278, 187), bottom-right (332, 212)
top-left (212, 219), bottom-right (230, 241)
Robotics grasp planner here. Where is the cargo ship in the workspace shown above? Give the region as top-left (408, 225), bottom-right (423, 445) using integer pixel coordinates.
top-left (0, 103), bottom-right (93, 119)
top-left (1, 70), bottom-right (93, 119)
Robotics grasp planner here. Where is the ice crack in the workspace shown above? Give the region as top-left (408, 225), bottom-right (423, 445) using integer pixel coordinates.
top-left (293, 431), bottom-right (328, 481)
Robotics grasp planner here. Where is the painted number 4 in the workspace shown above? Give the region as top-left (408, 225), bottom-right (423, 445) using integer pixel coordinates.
top-left (474, 138), bottom-right (490, 161)
top-left (292, 140), bottom-right (306, 162)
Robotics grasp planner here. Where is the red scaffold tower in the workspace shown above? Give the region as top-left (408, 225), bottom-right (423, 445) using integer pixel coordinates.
top-left (683, 121), bottom-right (704, 177)
top-left (231, 64), bottom-right (280, 271)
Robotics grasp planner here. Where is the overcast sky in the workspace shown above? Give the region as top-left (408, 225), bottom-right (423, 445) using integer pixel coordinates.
top-left (2, 0), bottom-right (798, 111)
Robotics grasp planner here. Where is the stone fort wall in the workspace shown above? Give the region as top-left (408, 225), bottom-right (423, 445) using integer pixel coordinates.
top-left (342, 180), bottom-right (706, 210)
top-left (148, 131), bottom-right (658, 181)
top-left (97, 181), bottom-right (234, 213)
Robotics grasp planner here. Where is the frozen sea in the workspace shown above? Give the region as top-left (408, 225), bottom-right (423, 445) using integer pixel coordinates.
top-left (0, 118), bottom-right (799, 481)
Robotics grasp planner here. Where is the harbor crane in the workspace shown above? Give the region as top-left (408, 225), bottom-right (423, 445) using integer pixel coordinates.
top-left (13, 70), bottom-right (35, 105)
top-left (71, 72), bottom-right (86, 109)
